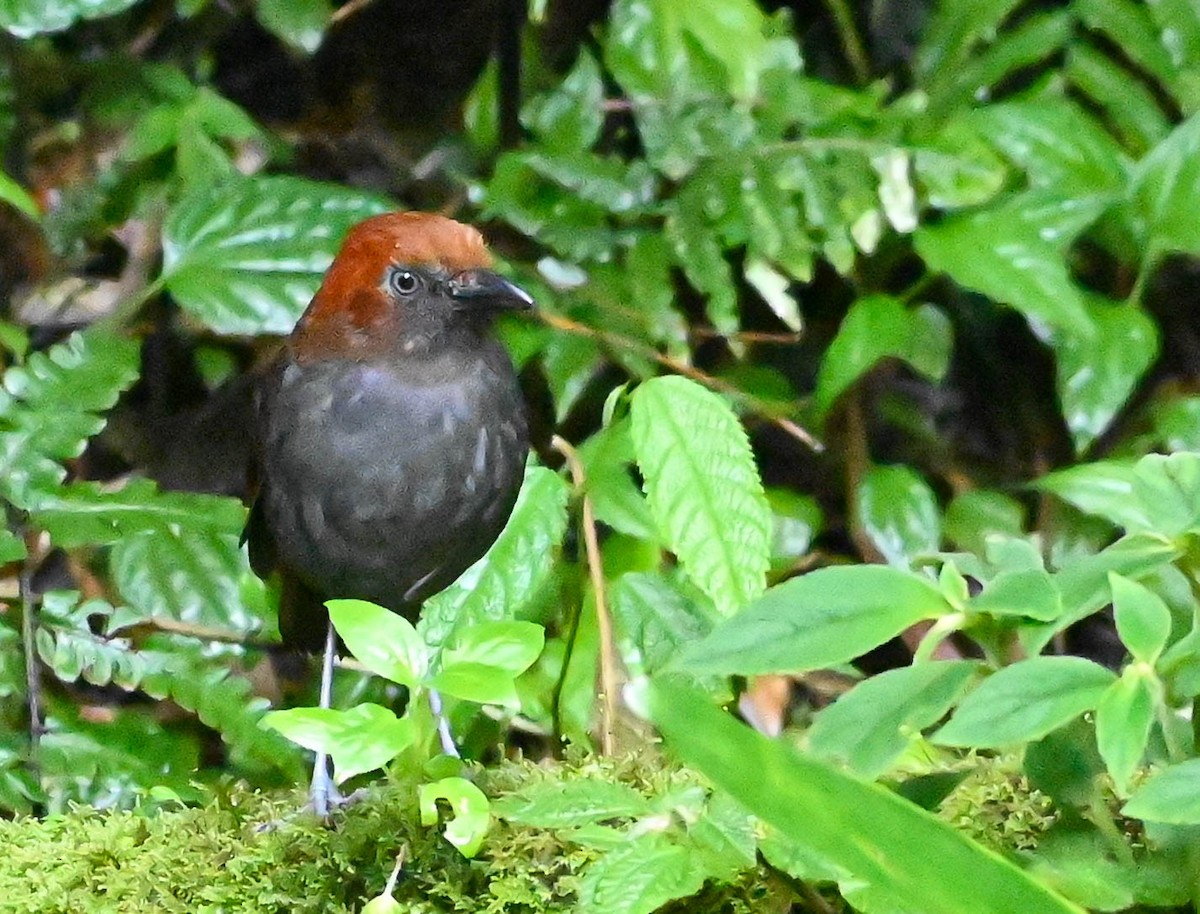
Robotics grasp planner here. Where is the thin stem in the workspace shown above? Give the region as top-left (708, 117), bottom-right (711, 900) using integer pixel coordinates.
top-left (552, 435), bottom-right (617, 756)
top-left (538, 311), bottom-right (823, 452)
top-left (19, 530), bottom-right (41, 792)
top-left (822, 0), bottom-right (871, 85)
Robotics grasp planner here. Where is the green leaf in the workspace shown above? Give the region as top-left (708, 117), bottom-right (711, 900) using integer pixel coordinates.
top-left (1067, 42), bottom-right (1169, 154)
top-left (419, 777), bottom-right (490, 858)
top-left (648, 678), bottom-right (1085, 914)
top-left (808, 661), bottom-right (980, 779)
top-left (522, 50), bottom-right (605, 152)
top-left (162, 175), bottom-right (393, 335)
top-left (677, 565), bottom-right (951, 676)
top-left (1054, 295), bottom-right (1158, 452)
top-left (915, 203), bottom-right (1093, 337)
top-left (1129, 111), bottom-right (1200, 255)
top-left (1108, 573), bottom-right (1172, 664)
top-left (934, 657), bottom-right (1116, 748)
top-left (428, 662), bottom-right (519, 707)
top-left (944, 490), bottom-right (1026, 554)
top-left (578, 421), bottom-right (657, 541)
top-left (328, 599), bottom-right (427, 688)
top-left (419, 465), bottom-right (569, 649)
top-left (766, 488), bottom-right (822, 569)
top-left (0, 170), bottom-right (39, 219)
top-left (814, 296), bottom-right (951, 418)
top-left (0, 530), bottom-right (24, 562)
top-left (260, 704), bottom-right (414, 784)
top-left (493, 779), bottom-right (653, 827)
top-left (856, 464), bottom-right (941, 569)
top-left (1033, 460), bottom-right (1149, 530)
top-left (0, 329), bottom-right (139, 505)
top-left (630, 376), bottom-right (771, 617)
top-left (110, 528), bottom-right (261, 634)
top-left (0, 0), bottom-right (142, 36)
top-left (1122, 758), bottom-right (1200, 824)
top-left (664, 199), bottom-right (738, 335)
top-left (29, 480), bottom-right (244, 549)
top-left (255, 0), bottom-right (331, 54)
top-left (1095, 668), bottom-right (1158, 795)
top-left (971, 98), bottom-right (1128, 196)
top-left (970, 569), bottom-right (1062, 622)
top-left (441, 621), bottom-right (544, 678)
top-left (577, 832), bottom-right (707, 914)
top-left (610, 572), bottom-right (718, 675)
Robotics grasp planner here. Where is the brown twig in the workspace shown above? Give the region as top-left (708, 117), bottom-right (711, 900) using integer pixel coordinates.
top-left (538, 311), bottom-right (824, 452)
top-left (552, 435), bottom-right (617, 756)
top-left (329, 0), bottom-right (375, 26)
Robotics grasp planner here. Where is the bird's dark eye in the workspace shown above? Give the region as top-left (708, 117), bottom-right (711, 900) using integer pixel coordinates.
top-left (389, 269), bottom-right (420, 297)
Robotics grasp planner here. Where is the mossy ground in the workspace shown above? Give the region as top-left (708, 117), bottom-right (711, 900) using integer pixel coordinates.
top-left (0, 752), bottom-right (1059, 914)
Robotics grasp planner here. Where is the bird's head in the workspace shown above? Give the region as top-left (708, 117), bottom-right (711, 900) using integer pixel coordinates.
top-left (290, 212), bottom-right (532, 362)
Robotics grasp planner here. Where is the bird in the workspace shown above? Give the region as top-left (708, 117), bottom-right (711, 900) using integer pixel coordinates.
top-left (243, 211), bottom-right (532, 814)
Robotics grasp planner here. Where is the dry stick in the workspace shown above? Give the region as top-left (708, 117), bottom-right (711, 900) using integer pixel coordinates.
top-left (552, 435), bottom-right (617, 756)
top-left (18, 529), bottom-right (42, 793)
top-left (538, 311), bottom-right (824, 452)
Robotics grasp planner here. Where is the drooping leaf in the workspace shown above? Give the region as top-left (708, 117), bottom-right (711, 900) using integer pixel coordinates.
top-left (328, 599), bottom-right (428, 689)
top-left (162, 175), bottom-right (393, 335)
top-left (255, 0), bottom-right (331, 54)
top-left (813, 296), bottom-right (951, 419)
top-left (648, 679), bottom-right (1085, 914)
top-left (1054, 295), bottom-right (1158, 452)
top-left (630, 376), bottom-right (771, 617)
top-left (677, 565), bottom-right (951, 675)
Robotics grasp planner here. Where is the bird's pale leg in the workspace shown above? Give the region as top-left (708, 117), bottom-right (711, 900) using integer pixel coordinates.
top-left (310, 618), bottom-right (341, 817)
top-left (428, 688), bottom-right (461, 758)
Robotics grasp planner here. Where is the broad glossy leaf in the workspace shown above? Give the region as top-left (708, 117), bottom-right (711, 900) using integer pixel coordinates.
top-left (1096, 669), bottom-right (1157, 795)
top-left (649, 679), bottom-right (1084, 914)
top-left (934, 656), bottom-right (1116, 747)
top-left (1054, 295), bottom-right (1157, 452)
top-left (419, 777), bottom-right (490, 858)
top-left (814, 295), bottom-right (951, 418)
top-left (856, 464), bottom-right (941, 570)
top-left (630, 376), bottom-right (771, 617)
top-left (943, 490), bottom-right (1026, 553)
top-left (260, 703), bottom-right (414, 784)
top-left (916, 205), bottom-right (1092, 337)
top-left (110, 529), bottom-right (261, 634)
top-left (1122, 758), bottom-right (1200, 824)
top-left (1033, 460), bottom-right (1150, 530)
top-left (442, 621), bottom-right (544, 677)
top-left (328, 599), bottom-right (427, 688)
top-left (162, 175), bottom-right (393, 335)
top-left (677, 565), bottom-right (950, 675)
top-left (808, 661), bottom-right (980, 778)
top-left (1109, 573), bottom-right (1171, 664)
top-left (578, 421), bottom-right (657, 541)
top-left (419, 465), bottom-right (569, 648)
top-left (429, 662), bottom-right (519, 707)
top-left (1129, 110), bottom-right (1200, 254)
top-left (972, 98), bottom-right (1128, 195)
top-left (522, 50), bottom-right (605, 152)
top-left (1130, 452), bottom-right (1200, 536)
top-left (0, 0), bottom-right (141, 36)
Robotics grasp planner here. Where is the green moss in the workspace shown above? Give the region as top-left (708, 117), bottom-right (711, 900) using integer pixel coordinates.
top-left (0, 753), bottom-right (786, 914)
top-left (936, 755), bottom-right (1058, 852)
